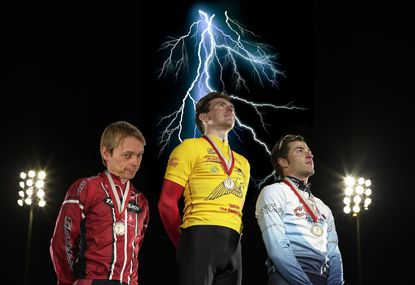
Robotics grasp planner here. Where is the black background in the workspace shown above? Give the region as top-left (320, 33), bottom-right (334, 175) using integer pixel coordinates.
top-left (2, 1), bottom-right (413, 284)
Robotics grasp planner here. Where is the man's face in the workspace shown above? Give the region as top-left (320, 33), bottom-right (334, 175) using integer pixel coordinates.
top-left (102, 136), bottom-right (145, 181)
top-left (282, 140), bottom-right (314, 180)
top-left (204, 97), bottom-right (235, 131)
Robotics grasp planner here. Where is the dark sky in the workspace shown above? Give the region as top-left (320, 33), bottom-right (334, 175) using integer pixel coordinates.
top-left (2, 1), bottom-right (413, 284)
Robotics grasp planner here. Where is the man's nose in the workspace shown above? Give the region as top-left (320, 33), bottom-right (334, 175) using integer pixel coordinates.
top-left (132, 155), bottom-right (142, 166)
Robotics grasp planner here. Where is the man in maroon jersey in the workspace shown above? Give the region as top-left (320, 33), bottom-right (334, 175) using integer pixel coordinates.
top-left (50, 121), bottom-right (149, 285)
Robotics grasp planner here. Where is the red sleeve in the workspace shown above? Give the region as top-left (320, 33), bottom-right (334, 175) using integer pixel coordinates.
top-left (138, 193), bottom-right (149, 249)
top-left (158, 179), bottom-right (184, 249)
top-left (50, 178), bottom-right (85, 285)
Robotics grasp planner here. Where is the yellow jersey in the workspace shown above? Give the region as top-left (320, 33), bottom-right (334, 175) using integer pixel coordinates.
top-left (164, 136), bottom-right (250, 233)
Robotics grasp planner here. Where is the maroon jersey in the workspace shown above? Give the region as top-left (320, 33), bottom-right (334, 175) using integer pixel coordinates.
top-left (50, 171), bottom-right (149, 285)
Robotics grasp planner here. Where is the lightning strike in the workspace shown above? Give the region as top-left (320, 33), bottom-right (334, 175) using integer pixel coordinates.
top-left (157, 9), bottom-right (306, 186)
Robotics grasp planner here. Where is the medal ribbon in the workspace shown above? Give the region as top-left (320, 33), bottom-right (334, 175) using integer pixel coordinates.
top-left (283, 177), bottom-right (319, 222)
top-left (105, 171), bottom-right (130, 219)
top-left (203, 135), bottom-right (235, 175)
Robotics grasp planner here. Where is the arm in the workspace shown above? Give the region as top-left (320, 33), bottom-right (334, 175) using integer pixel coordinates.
top-left (158, 178), bottom-right (184, 249)
top-left (50, 179), bottom-right (84, 285)
top-left (138, 193), bottom-right (150, 249)
top-left (256, 186), bottom-right (313, 285)
top-left (326, 210), bottom-right (345, 285)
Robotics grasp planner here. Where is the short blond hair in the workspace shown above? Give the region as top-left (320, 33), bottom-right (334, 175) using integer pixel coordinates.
top-left (100, 121), bottom-right (146, 167)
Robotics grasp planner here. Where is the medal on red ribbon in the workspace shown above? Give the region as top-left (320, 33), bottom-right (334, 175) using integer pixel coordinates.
top-left (283, 177), bottom-right (323, 237)
top-left (105, 171), bottom-right (130, 236)
top-left (203, 135), bottom-right (235, 190)
top-left (114, 221), bottom-right (126, 236)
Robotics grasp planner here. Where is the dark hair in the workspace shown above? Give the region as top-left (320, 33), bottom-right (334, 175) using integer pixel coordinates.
top-left (271, 134), bottom-right (305, 179)
top-left (195, 91), bottom-right (232, 133)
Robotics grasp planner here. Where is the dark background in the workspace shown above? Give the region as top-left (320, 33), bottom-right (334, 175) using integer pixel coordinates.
top-left (2, 1), bottom-right (413, 284)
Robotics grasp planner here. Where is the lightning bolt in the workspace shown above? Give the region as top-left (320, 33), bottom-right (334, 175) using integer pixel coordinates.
top-left (157, 10), bottom-right (306, 187)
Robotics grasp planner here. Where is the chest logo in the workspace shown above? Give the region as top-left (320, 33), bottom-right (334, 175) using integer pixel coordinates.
top-left (205, 178), bottom-right (243, 200)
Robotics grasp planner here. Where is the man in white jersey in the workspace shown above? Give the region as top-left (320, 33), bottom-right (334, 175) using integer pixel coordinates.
top-left (255, 134), bottom-right (344, 285)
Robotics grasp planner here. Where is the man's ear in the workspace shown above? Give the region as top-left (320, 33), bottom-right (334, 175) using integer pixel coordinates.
top-left (101, 146), bottom-right (110, 162)
top-left (278, 157), bottom-right (288, 168)
top-left (199, 113), bottom-right (209, 124)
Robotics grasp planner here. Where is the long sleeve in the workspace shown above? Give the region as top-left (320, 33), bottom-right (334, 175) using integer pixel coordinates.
top-left (158, 179), bottom-right (184, 249)
top-left (137, 192), bottom-right (150, 249)
top-left (50, 179), bottom-right (85, 285)
top-left (326, 209), bottom-right (344, 285)
top-left (256, 185), bottom-right (313, 285)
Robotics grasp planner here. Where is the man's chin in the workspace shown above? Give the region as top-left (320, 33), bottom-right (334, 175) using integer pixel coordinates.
top-left (123, 171), bottom-right (137, 180)
top-left (226, 122), bottom-right (235, 130)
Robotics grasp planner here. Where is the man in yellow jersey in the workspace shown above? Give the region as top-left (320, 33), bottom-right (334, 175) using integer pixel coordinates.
top-left (158, 91), bottom-right (250, 285)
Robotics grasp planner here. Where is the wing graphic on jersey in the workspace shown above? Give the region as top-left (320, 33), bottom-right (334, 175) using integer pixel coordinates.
top-left (205, 178), bottom-right (243, 200)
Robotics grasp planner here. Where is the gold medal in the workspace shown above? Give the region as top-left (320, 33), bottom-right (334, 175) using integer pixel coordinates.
top-left (114, 221), bottom-right (126, 236)
top-left (223, 177), bottom-right (235, 190)
top-left (311, 223), bottom-right (323, 237)
top-left (203, 136), bottom-right (236, 191)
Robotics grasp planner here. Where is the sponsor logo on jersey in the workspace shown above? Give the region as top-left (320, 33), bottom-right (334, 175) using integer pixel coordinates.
top-left (127, 201), bottom-right (142, 213)
top-left (294, 205), bottom-right (305, 217)
top-left (104, 197), bottom-right (114, 207)
top-left (77, 180), bottom-right (87, 194)
top-left (205, 156), bottom-right (221, 162)
top-left (210, 165), bottom-right (220, 173)
top-left (168, 156), bottom-right (179, 167)
top-left (256, 203), bottom-right (282, 221)
top-left (207, 148), bottom-right (216, 154)
top-left (205, 178), bottom-right (244, 200)
top-left (64, 216), bottom-right (75, 270)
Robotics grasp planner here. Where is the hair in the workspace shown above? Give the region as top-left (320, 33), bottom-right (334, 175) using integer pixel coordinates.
top-left (100, 121), bottom-right (146, 167)
top-left (195, 91), bottom-right (232, 133)
top-left (271, 134), bottom-right (305, 179)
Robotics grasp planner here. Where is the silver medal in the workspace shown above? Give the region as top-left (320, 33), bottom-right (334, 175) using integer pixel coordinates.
top-left (310, 223), bottom-right (323, 237)
top-left (114, 221), bottom-right (126, 236)
top-left (223, 177), bottom-right (235, 190)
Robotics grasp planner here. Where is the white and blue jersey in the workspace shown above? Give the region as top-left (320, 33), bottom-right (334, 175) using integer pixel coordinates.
top-left (255, 180), bottom-right (344, 285)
